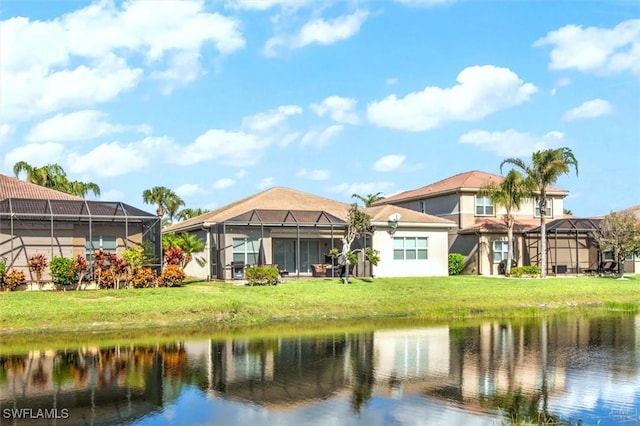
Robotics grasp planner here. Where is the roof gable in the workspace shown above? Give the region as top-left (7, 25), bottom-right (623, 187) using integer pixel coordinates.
top-left (365, 204), bottom-right (455, 226)
top-left (0, 174), bottom-right (83, 201)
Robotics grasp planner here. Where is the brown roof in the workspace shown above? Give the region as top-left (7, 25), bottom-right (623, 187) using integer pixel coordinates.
top-left (364, 204), bottom-right (456, 227)
top-left (166, 187), bottom-right (353, 232)
top-left (375, 170), bottom-right (568, 205)
top-left (458, 218), bottom-right (540, 234)
top-left (0, 174), bottom-right (82, 201)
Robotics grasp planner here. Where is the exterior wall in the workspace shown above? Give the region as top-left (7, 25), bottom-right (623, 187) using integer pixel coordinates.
top-left (397, 193), bottom-right (460, 224)
top-left (371, 226), bottom-right (450, 277)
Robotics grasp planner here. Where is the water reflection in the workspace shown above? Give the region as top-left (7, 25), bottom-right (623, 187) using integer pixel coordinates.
top-left (1, 315), bottom-right (638, 425)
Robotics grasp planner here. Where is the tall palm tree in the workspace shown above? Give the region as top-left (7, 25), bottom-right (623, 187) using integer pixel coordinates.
top-left (500, 148), bottom-right (578, 277)
top-left (142, 186), bottom-right (184, 221)
top-left (351, 192), bottom-right (384, 207)
top-left (479, 169), bottom-right (535, 276)
top-left (66, 180), bottom-right (101, 198)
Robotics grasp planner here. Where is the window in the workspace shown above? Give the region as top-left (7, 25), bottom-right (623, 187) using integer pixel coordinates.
top-left (534, 197), bottom-right (553, 217)
top-left (86, 236), bottom-right (117, 260)
top-left (493, 241), bottom-right (509, 263)
top-left (393, 237), bottom-right (428, 260)
top-left (233, 238), bottom-right (259, 265)
top-left (475, 195), bottom-right (494, 216)
top-left (418, 201), bottom-right (426, 214)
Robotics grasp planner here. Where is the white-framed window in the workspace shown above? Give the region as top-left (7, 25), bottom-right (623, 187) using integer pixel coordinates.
top-left (86, 236), bottom-right (117, 259)
top-left (534, 197), bottom-right (553, 218)
top-left (393, 237), bottom-right (428, 260)
top-left (418, 201), bottom-right (426, 214)
top-left (233, 238), bottom-right (259, 265)
top-left (493, 241), bottom-right (509, 263)
top-left (475, 195), bottom-right (494, 216)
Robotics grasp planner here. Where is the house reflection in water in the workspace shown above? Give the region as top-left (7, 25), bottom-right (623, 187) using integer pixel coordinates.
top-left (0, 315), bottom-right (638, 424)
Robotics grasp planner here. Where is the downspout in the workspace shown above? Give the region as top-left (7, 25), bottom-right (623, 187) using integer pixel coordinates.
top-left (296, 223), bottom-right (300, 279)
top-left (575, 230), bottom-right (579, 274)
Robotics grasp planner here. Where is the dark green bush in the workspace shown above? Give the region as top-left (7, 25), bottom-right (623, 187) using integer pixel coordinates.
top-left (0, 258), bottom-right (5, 286)
top-left (448, 253), bottom-right (464, 275)
top-left (510, 265), bottom-right (541, 278)
top-left (49, 257), bottom-right (77, 288)
top-left (245, 266), bottom-right (279, 286)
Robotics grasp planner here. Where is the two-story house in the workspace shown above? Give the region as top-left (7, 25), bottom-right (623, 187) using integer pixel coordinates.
top-left (374, 170), bottom-right (570, 275)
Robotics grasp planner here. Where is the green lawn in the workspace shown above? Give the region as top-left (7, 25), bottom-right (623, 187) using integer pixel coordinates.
top-left (1, 275), bottom-right (638, 339)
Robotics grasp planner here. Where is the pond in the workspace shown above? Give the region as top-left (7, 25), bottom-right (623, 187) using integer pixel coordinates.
top-left (1, 315), bottom-right (639, 425)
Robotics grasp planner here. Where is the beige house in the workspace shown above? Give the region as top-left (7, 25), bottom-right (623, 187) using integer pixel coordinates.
top-left (165, 187), bottom-right (455, 280)
top-left (0, 174), bottom-right (161, 282)
top-left (375, 170), bottom-right (570, 275)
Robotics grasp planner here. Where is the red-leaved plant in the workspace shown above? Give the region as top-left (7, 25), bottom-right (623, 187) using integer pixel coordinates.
top-left (27, 253), bottom-right (48, 286)
top-left (164, 247), bottom-right (184, 266)
top-left (72, 254), bottom-right (89, 290)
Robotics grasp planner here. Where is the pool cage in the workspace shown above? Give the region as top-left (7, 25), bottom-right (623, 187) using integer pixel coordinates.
top-left (0, 198), bottom-right (162, 281)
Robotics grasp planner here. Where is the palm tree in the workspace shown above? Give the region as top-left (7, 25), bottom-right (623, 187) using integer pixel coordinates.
top-left (351, 192), bottom-right (384, 207)
top-left (142, 186), bottom-right (184, 221)
top-left (176, 208), bottom-right (209, 222)
top-left (500, 148), bottom-right (578, 277)
top-left (479, 169), bottom-right (535, 276)
top-left (66, 180), bottom-right (101, 198)
top-left (13, 161), bottom-right (101, 197)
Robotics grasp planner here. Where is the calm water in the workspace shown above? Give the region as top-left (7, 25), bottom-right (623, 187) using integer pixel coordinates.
top-left (1, 315), bottom-right (639, 425)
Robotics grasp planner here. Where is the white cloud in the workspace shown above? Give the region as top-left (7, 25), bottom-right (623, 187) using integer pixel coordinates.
top-left (0, 124), bottom-right (14, 145)
top-left (534, 19), bottom-right (640, 76)
top-left (386, 77), bottom-right (399, 85)
top-left (26, 110), bottom-right (131, 143)
top-left (310, 96), bottom-right (359, 124)
top-left (263, 10), bottom-right (369, 56)
top-left (174, 183), bottom-right (207, 198)
top-left (67, 136), bottom-right (175, 177)
top-left (242, 105), bottom-right (302, 132)
top-left (297, 168), bottom-right (331, 180)
top-left (257, 177), bottom-right (276, 190)
top-left (367, 65), bottom-right (537, 131)
top-left (300, 125), bottom-right (343, 147)
top-left (459, 129), bottom-right (566, 157)
top-left (373, 154), bottom-right (405, 172)
top-left (212, 178), bottom-right (236, 189)
top-left (175, 129), bottom-right (269, 166)
top-left (99, 189), bottom-right (125, 202)
top-left (563, 99), bottom-right (613, 121)
top-left (235, 169), bottom-right (247, 179)
top-left (327, 181), bottom-right (396, 197)
top-left (0, 1), bottom-right (245, 121)
top-left (226, 0), bottom-right (309, 10)
top-left (550, 77), bottom-right (571, 96)
top-left (394, 0), bottom-right (456, 6)
top-left (4, 142), bottom-right (65, 169)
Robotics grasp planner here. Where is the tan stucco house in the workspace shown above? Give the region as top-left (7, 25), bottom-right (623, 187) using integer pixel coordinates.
top-left (164, 187), bottom-right (455, 280)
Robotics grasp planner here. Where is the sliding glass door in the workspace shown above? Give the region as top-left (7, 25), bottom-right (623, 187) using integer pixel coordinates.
top-left (272, 239), bottom-right (320, 274)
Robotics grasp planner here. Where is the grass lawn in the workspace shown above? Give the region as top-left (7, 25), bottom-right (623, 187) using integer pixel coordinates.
top-left (1, 275), bottom-right (638, 339)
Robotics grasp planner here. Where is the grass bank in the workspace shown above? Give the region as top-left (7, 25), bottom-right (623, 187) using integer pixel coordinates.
top-left (1, 275), bottom-right (638, 338)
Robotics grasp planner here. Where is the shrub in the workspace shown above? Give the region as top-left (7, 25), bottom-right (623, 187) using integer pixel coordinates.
top-left (245, 266), bottom-right (280, 286)
top-left (0, 258), bottom-right (6, 286)
top-left (510, 265), bottom-right (541, 278)
top-left (448, 253), bottom-right (464, 275)
top-left (28, 253), bottom-right (48, 284)
top-left (130, 267), bottom-right (157, 288)
top-left (3, 269), bottom-right (26, 291)
top-left (72, 255), bottom-right (89, 289)
top-left (164, 247), bottom-right (184, 266)
top-left (49, 257), bottom-right (77, 288)
top-left (158, 265), bottom-right (186, 287)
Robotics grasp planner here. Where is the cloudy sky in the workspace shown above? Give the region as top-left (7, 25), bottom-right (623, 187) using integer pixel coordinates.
top-left (1, 0), bottom-right (638, 217)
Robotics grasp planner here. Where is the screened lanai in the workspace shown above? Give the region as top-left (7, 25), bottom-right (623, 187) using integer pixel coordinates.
top-left (0, 198), bottom-right (162, 280)
top-left (523, 217), bottom-right (603, 275)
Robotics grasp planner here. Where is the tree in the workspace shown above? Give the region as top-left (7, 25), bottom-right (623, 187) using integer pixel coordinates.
top-left (176, 208), bottom-right (210, 222)
top-left (501, 148), bottom-right (578, 278)
top-left (13, 161), bottom-right (101, 197)
top-left (594, 211), bottom-right (640, 278)
top-left (563, 208), bottom-right (573, 216)
top-left (479, 169), bottom-right (535, 276)
top-left (162, 232), bottom-right (205, 268)
top-left (142, 186), bottom-right (184, 222)
top-left (351, 192), bottom-right (384, 207)
top-left (335, 204), bottom-right (377, 284)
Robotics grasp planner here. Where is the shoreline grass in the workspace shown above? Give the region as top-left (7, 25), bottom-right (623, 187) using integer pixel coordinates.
top-left (1, 275), bottom-right (638, 342)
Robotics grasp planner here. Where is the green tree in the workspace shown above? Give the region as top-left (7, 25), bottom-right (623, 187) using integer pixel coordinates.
top-left (162, 232), bottom-right (205, 268)
top-left (176, 208), bottom-right (210, 222)
top-left (351, 192), bottom-right (384, 207)
top-left (479, 169), bottom-right (535, 276)
top-left (13, 161), bottom-right (100, 197)
top-left (500, 148), bottom-right (578, 278)
top-left (594, 211), bottom-right (640, 278)
top-left (142, 186), bottom-right (184, 222)
top-left (338, 204), bottom-right (375, 284)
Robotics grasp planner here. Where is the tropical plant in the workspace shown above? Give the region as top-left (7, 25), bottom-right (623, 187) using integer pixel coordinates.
top-left (351, 192), bottom-right (384, 207)
top-left (158, 265), bottom-right (186, 287)
top-left (164, 247), bottom-right (184, 266)
top-left (244, 265), bottom-right (279, 286)
top-left (72, 254), bottom-right (89, 290)
top-left (93, 249), bottom-right (126, 289)
top-left (594, 211), bottom-right (640, 278)
top-left (176, 208), bottom-right (209, 222)
top-left (3, 269), bottom-right (25, 291)
top-left (13, 161), bottom-right (100, 197)
top-left (123, 247), bottom-right (145, 285)
top-left (448, 253), bottom-right (464, 275)
top-left (163, 232), bottom-right (205, 267)
top-left (500, 148), bottom-right (578, 278)
top-left (142, 186), bottom-right (184, 222)
top-left (49, 257), bottom-right (77, 289)
top-left (130, 268), bottom-right (157, 288)
top-left (27, 253), bottom-right (48, 287)
top-left (0, 258), bottom-right (6, 286)
top-left (478, 169), bottom-right (535, 276)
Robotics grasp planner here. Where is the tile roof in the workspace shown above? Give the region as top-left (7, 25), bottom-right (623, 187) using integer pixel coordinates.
top-left (364, 204), bottom-right (456, 227)
top-left (458, 218), bottom-right (541, 234)
top-left (0, 174), bottom-right (82, 201)
top-left (375, 170), bottom-right (568, 205)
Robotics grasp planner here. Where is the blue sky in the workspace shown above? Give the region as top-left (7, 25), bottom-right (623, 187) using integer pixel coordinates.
top-left (1, 0), bottom-right (638, 218)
